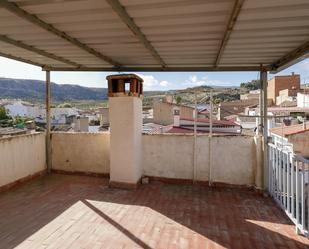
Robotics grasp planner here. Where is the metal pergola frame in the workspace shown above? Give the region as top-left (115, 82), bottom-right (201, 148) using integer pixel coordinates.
top-left (0, 0), bottom-right (308, 190)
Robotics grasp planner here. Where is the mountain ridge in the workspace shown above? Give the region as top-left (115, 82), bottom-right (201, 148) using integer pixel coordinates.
top-left (0, 77), bottom-right (108, 101)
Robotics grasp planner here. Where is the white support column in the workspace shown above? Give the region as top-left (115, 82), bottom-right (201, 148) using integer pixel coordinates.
top-left (46, 70), bottom-right (52, 174)
top-left (259, 67), bottom-right (264, 135)
top-left (261, 69), bottom-right (268, 190)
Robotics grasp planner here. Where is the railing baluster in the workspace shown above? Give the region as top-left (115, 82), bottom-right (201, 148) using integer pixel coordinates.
top-left (269, 147), bottom-right (272, 196)
top-left (292, 156), bottom-right (295, 220)
top-left (296, 160), bottom-right (300, 226)
top-left (287, 152), bottom-right (291, 214)
top-left (279, 150), bottom-right (283, 204)
top-left (267, 143), bottom-right (309, 236)
top-left (301, 161), bottom-right (305, 230)
top-left (283, 152), bottom-right (287, 209)
top-left (307, 162), bottom-right (309, 232)
top-left (277, 148), bottom-right (280, 201)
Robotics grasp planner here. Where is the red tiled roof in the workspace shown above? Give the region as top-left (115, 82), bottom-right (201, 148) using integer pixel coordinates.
top-left (165, 126), bottom-right (235, 135)
top-left (270, 122), bottom-right (309, 136)
top-left (180, 117), bottom-right (240, 127)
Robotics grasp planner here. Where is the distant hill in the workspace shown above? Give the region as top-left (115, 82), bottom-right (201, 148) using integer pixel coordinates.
top-left (0, 78), bottom-right (108, 102)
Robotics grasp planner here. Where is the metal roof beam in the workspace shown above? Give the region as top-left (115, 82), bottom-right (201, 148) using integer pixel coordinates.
top-left (0, 51), bottom-right (44, 67)
top-left (269, 40), bottom-right (309, 72)
top-left (0, 0), bottom-right (121, 67)
top-left (0, 35), bottom-right (81, 67)
top-left (43, 66), bottom-right (261, 72)
top-left (106, 0), bottom-right (166, 68)
top-left (214, 0), bottom-right (244, 67)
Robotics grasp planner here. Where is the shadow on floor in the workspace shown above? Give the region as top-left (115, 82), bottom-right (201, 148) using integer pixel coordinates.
top-left (0, 174), bottom-right (308, 249)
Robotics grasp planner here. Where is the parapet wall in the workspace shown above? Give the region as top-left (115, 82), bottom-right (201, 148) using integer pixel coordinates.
top-left (142, 134), bottom-right (257, 186)
top-left (51, 132), bottom-right (258, 187)
top-left (0, 133), bottom-right (46, 190)
top-left (51, 132), bottom-right (110, 175)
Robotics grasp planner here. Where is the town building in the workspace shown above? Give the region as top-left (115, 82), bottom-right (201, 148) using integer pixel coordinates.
top-left (216, 99), bottom-right (259, 120)
top-left (98, 107), bottom-right (109, 127)
top-left (270, 122), bottom-right (309, 157)
top-left (153, 101), bottom-right (207, 125)
top-left (267, 73), bottom-right (300, 105)
top-left (240, 89), bottom-right (260, 100)
top-left (297, 92), bottom-right (309, 108)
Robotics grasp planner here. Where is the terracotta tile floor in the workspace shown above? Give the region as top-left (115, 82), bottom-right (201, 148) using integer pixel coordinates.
top-left (0, 174), bottom-right (308, 249)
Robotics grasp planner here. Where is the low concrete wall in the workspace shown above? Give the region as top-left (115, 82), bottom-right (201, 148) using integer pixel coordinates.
top-left (51, 132), bottom-right (110, 174)
top-left (51, 132), bottom-right (258, 187)
top-left (0, 133), bottom-right (46, 188)
top-left (142, 134), bottom-right (257, 186)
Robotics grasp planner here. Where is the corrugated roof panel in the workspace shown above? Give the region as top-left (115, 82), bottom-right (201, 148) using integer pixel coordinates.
top-left (0, 0), bottom-right (306, 70)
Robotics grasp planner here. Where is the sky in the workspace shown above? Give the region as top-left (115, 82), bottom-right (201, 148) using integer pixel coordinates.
top-left (0, 56), bottom-right (308, 91)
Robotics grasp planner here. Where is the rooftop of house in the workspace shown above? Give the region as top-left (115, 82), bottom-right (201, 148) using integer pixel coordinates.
top-left (181, 118), bottom-right (240, 127)
top-left (270, 122), bottom-right (309, 137)
top-left (164, 126), bottom-right (240, 135)
top-left (1, 174), bottom-right (308, 249)
top-left (268, 107), bottom-right (309, 113)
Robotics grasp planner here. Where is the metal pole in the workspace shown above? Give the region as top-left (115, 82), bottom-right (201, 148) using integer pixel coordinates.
top-left (208, 89), bottom-right (213, 186)
top-left (193, 90), bottom-right (197, 182)
top-left (262, 69), bottom-right (268, 190)
top-left (46, 70), bottom-right (52, 174)
top-left (259, 65), bottom-right (264, 135)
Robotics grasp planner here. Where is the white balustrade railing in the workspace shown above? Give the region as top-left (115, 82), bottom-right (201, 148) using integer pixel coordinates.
top-left (268, 143), bottom-right (309, 236)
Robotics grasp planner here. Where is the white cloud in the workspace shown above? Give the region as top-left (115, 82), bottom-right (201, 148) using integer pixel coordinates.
top-left (185, 75), bottom-right (229, 87)
top-left (159, 80), bottom-right (169, 87)
top-left (136, 73), bottom-right (171, 90)
top-left (186, 75), bottom-right (207, 86)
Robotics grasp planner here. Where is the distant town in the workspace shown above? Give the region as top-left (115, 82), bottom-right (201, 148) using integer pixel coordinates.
top-left (1, 73), bottom-right (309, 155)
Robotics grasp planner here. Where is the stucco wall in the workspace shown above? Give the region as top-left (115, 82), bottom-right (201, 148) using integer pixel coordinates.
top-left (142, 134), bottom-right (257, 186)
top-left (289, 131), bottom-right (309, 157)
top-left (153, 101), bottom-right (194, 125)
top-left (51, 132), bottom-right (258, 186)
top-left (0, 133), bottom-right (46, 188)
top-left (51, 132), bottom-right (110, 174)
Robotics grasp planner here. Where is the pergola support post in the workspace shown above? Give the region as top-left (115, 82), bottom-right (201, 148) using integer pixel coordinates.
top-left (45, 70), bottom-right (52, 174)
top-left (260, 68), bottom-right (268, 190)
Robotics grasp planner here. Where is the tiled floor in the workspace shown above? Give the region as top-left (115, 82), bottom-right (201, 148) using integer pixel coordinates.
top-left (0, 174), bottom-right (308, 249)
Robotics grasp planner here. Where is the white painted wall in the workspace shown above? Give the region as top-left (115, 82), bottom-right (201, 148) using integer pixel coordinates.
top-left (0, 133), bottom-right (46, 188)
top-left (50, 132), bottom-right (258, 186)
top-left (297, 92), bottom-right (309, 108)
top-left (51, 132), bottom-right (110, 174)
top-left (142, 134), bottom-right (257, 186)
top-left (109, 97), bottom-right (142, 184)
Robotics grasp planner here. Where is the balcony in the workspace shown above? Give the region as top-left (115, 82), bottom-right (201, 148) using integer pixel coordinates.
top-left (1, 132), bottom-right (309, 248)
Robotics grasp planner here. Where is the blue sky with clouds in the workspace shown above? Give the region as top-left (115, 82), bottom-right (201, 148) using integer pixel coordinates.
top-left (0, 56), bottom-right (308, 91)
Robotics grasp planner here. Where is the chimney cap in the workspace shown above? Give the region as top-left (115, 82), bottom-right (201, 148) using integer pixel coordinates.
top-left (106, 74), bottom-right (143, 82)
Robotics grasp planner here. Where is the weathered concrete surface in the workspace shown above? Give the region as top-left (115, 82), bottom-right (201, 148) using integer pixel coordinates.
top-left (0, 133), bottom-right (46, 188)
top-left (142, 134), bottom-right (194, 179)
top-left (51, 132), bottom-right (110, 174)
top-left (142, 134), bottom-right (257, 186)
top-left (51, 132), bottom-right (258, 186)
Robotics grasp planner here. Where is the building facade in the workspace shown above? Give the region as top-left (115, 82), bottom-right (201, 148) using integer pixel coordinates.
top-left (267, 73), bottom-right (300, 105)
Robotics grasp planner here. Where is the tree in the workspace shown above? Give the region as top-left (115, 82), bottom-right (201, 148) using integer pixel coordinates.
top-left (0, 106), bottom-right (9, 120)
top-left (240, 80), bottom-right (260, 91)
top-left (175, 96), bottom-right (182, 104)
top-left (57, 103), bottom-right (72, 108)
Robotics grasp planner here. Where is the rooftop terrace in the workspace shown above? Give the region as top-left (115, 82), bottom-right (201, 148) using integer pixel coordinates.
top-left (1, 174), bottom-right (308, 249)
